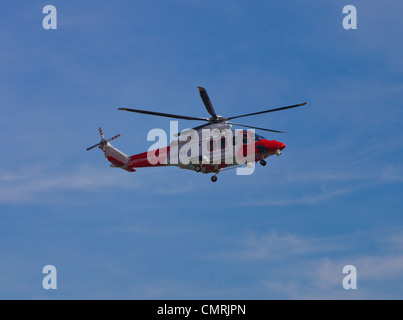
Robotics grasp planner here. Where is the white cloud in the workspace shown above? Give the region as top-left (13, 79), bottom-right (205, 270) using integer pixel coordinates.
top-left (235, 232), bottom-right (341, 260)
top-left (0, 164), bottom-right (142, 204)
top-left (382, 165), bottom-right (403, 182)
top-left (294, 254), bottom-right (403, 299)
top-left (243, 186), bottom-right (356, 207)
top-left (208, 228), bottom-right (403, 299)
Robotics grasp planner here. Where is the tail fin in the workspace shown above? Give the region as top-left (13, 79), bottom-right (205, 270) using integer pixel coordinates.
top-left (87, 127), bottom-right (135, 173)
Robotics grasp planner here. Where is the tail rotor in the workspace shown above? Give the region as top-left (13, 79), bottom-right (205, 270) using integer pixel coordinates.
top-left (99, 127), bottom-right (105, 140)
top-left (86, 127), bottom-right (121, 151)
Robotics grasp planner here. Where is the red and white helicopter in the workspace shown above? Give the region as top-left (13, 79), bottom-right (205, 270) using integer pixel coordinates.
top-left (87, 87), bottom-right (307, 182)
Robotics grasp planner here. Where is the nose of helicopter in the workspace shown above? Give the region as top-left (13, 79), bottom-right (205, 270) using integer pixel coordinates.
top-left (257, 140), bottom-right (286, 153)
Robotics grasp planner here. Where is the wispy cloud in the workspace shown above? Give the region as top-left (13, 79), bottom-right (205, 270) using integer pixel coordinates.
top-left (242, 158), bottom-right (402, 207)
top-left (382, 165), bottom-right (403, 182)
top-left (234, 232), bottom-right (342, 260)
top-left (207, 228), bottom-right (403, 299)
top-left (263, 254), bottom-right (403, 300)
top-left (243, 186), bottom-right (357, 207)
top-left (0, 164), bottom-right (142, 205)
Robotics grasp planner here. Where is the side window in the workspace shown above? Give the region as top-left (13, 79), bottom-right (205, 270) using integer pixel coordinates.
top-left (243, 133), bottom-right (251, 144)
top-left (220, 137), bottom-right (226, 149)
top-left (208, 139), bottom-right (216, 152)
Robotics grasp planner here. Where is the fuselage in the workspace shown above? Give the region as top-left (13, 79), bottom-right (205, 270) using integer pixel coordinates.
top-left (111, 124), bottom-right (286, 174)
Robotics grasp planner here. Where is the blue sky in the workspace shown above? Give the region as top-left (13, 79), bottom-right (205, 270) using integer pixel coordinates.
top-left (0, 0), bottom-right (402, 299)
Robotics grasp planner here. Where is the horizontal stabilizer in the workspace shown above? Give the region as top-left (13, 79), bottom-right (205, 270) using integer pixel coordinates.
top-left (107, 156), bottom-right (126, 167)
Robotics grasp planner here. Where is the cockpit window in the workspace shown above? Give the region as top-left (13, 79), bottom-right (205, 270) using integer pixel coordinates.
top-left (242, 132), bottom-right (253, 144)
top-left (240, 131), bottom-right (266, 144)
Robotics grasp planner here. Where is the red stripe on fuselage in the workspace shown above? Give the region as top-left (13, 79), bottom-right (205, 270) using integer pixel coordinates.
top-left (128, 146), bottom-right (170, 169)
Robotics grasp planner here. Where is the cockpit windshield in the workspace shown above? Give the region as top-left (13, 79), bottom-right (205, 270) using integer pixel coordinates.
top-left (241, 131), bottom-right (266, 143)
top-left (254, 133), bottom-right (266, 142)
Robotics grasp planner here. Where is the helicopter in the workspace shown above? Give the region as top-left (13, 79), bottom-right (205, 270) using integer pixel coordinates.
top-left (87, 87), bottom-right (307, 182)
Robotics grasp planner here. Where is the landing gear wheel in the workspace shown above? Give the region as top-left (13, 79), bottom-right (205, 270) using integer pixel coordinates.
top-left (211, 176), bottom-right (218, 183)
top-left (260, 160), bottom-right (267, 167)
top-left (195, 166), bottom-right (201, 173)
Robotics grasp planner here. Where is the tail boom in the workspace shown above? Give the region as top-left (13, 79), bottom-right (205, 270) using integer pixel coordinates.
top-left (103, 142), bottom-right (136, 173)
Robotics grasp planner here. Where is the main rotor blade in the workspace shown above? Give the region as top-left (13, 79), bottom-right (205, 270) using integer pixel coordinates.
top-left (226, 102), bottom-right (307, 121)
top-left (198, 87), bottom-right (217, 119)
top-left (226, 122), bottom-right (286, 133)
top-left (86, 143), bottom-right (100, 151)
top-left (174, 123), bottom-right (213, 137)
top-left (118, 108), bottom-right (209, 122)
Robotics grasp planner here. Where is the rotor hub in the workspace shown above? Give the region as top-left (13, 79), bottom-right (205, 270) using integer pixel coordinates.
top-left (210, 115), bottom-right (226, 123)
